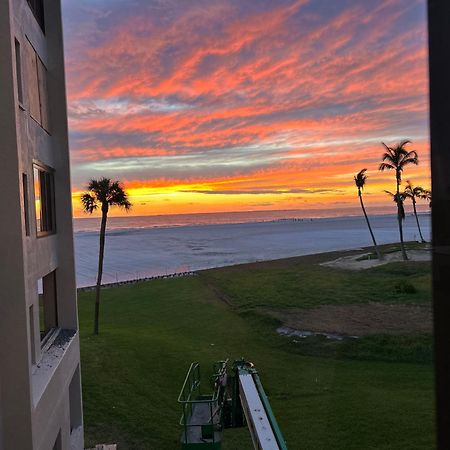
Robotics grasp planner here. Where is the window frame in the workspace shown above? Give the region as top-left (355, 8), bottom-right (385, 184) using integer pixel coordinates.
top-left (14, 38), bottom-right (24, 108)
top-left (22, 173), bottom-right (30, 236)
top-left (38, 271), bottom-right (59, 347)
top-left (24, 37), bottom-right (51, 133)
top-left (33, 161), bottom-right (56, 237)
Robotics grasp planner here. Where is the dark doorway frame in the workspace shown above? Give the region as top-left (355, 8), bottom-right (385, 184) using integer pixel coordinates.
top-left (428, 1), bottom-right (450, 448)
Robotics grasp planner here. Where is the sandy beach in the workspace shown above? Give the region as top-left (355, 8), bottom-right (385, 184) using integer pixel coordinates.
top-left (73, 213), bottom-right (431, 287)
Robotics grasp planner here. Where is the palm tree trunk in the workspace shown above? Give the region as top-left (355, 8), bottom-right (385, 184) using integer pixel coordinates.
top-left (396, 177), bottom-right (408, 261)
top-left (412, 199), bottom-right (426, 243)
top-left (359, 193), bottom-right (382, 259)
top-left (94, 206), bottom-right (108, 335)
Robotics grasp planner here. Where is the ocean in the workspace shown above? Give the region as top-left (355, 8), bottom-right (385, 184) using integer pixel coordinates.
top-left (73, 208), bottom-right (366, 232)
top-left (73, 211), bottom-right (431, 288)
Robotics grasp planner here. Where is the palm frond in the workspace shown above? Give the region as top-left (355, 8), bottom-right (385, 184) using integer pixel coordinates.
top-left (81, 178), bottom-right (132, 212)
top-left (87, 177), bottom-right (112, 203)
top-left (107, 181), bottom-right (132, 210)
top-left (384, 190), bottom-right (406, 220)
top-left (417, 188), bottom-right (430, 200)
top-left (399, 139), bottom-right (412, 148)
top-left (354, 169), bottom-right (367, 190)
top-left (81, 193), bottom-right (98, 214)
top-left (379, 162), bottom-right (394, 171)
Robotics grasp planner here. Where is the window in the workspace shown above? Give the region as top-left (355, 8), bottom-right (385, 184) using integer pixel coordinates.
top-left (26, 0), bottom-right (45, 33)
top-left (37, 57), bottom-right (50, 131)
top-left (33, 163), bottom-right (55, 235)
top-left (38, 271), bottom-right (58, 344)
top-left (22, 173), bottom-right (30, 235)
top-left (15, 39), bottom-right (23, 105)
top-left (24, 39), bottom-right (50, 132)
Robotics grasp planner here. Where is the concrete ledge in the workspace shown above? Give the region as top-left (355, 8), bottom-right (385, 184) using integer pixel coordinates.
top-left (31, 329), bottom-right (77, 406)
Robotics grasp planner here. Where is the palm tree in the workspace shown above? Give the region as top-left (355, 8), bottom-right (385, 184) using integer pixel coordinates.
top-left (81, 178), bottom-right (131, 334)
top-left (379, 140), bottom-right (418, 260)
top-left (403, 181), bottom-right (427, 243)
top-left (424, 189), bottom-right (432, 208)
top-left (354, 169), bottom-right (382, 259)
top-left (385, 190), bottom-right (406, 222)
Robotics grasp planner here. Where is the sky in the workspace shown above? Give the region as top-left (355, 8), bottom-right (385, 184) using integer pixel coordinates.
top-left (62, 0), bottom-right (430, 218)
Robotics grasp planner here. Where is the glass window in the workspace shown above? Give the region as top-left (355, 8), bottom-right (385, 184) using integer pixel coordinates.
top-left (25, 39), bottom-right (50, 131)
top-left (33, 164), bottom-right (55, 235)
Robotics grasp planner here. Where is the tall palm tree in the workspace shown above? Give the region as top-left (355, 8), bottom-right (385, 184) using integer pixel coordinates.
top-left (379, 140), bottom-right (418, 260)
top-left (403, 181), bottom-right (427, 243)
top-left (354, 169), bottom-right (382, 259)
top-left (81, 178), bottom-right (131, 335)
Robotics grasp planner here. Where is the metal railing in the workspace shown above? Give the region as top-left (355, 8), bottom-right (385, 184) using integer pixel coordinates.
top-left (178, 360), bottom-right (228, 445)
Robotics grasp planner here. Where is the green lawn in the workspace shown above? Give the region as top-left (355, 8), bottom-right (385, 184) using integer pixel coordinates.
top-left (78, 246), bottom-right (434, 450)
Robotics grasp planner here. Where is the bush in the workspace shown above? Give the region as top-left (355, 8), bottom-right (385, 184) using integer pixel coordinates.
top-left (394, 281), bottom-right (417, 294)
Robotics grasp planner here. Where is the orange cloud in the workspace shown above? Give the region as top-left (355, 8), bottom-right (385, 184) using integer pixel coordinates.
top-left (64, 0), bottom-right (430, 217)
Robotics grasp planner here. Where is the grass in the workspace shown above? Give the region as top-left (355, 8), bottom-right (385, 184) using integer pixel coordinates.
top-left (78, 245), bottom-right (434, 449)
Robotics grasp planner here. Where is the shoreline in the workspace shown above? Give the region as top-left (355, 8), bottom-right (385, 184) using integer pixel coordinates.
top-left (74, 214), bottom-right (431, 288)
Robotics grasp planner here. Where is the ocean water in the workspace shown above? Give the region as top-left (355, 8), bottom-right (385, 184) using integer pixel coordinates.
top-left (73, 208), bottom-right (364, 232)
top-left (73, 211), bottom-right (431, 288)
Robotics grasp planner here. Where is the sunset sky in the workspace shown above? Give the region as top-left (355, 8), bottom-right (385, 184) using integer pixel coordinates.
top-left (62, 0), bottom-right (430, 218)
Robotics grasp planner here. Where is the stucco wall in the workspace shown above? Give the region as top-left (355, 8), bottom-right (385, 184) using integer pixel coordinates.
top-left (0, 1), bottom-right (83, 449)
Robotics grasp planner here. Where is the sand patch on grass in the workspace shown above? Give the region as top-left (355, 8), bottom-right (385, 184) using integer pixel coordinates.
top-left (265, 303), bottom-right (432, 336)
top-left (321, 248), bottom-right (431, 271)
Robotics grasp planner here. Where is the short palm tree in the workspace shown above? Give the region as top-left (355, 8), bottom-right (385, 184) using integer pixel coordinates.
top-left (424, 189), bottom-right (432, 208)
top-left (403, 181), bottom-right (427, 243)
top-left (379, 140), bottom-right (418, 260)
top-left (354, 169), bottom-right (382, 259)
top-left (81, 178), bottom-right (131, 335)
top-left (385, 190), bottom-right (406, 222)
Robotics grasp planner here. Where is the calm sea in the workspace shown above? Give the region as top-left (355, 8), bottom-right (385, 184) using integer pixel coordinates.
top-left (73, 207), bottom-right (364, 232)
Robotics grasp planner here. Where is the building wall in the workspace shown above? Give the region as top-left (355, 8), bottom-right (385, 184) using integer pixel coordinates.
top-left (0, 1), bottom-right (83, 449)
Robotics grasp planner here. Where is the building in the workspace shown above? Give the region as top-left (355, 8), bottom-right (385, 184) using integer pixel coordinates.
top-left (0, 0), bottom-right (84, 449)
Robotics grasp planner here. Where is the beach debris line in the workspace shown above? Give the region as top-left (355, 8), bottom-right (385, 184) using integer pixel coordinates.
top-left (77, 270), bottom-right (197, 292)
top-left (277, 326), bottom-right (359, 341)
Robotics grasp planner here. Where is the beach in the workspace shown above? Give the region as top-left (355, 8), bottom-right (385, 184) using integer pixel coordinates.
top-left (74, 213), bottom-right (431, 288)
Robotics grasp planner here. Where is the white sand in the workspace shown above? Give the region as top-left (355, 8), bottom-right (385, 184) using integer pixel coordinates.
top-left (74, 214), bottom-right (431, 287)
top-left (320, 248), bottom-right (432, 271)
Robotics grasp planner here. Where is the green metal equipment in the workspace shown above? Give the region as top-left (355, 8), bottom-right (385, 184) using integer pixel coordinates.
top-left (178, 359), bottom-right (287, 450)
top-left (178, 360), bottom-right (228, 449)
